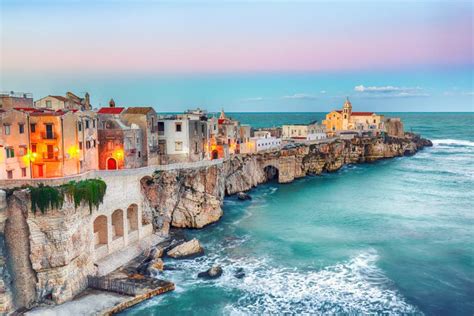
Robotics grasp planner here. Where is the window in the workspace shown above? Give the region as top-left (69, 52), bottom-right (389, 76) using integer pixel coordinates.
top-left (138, 151), bottom-right (141, 158)
top-left (93, 140), bottom-right (96, 147)
top-left (30, 123), bottom-right (36, 133)
top-left (21, 168), bottom-right (26, 177)
top-left (175, 141), bottom-right (183, 151)
top-left (175, 122), bottom-right (182, 132)
top-left (31, 144), bottom-right (37, 152)
top-left (79, 141), bottom-right (83, 150)
top-left (7, 170), bottom-right (13, 179)
top-left (45, 124), bottom-right (54, 139)
top-left (46, 100), bottom-right (52, 108)
top-left (78, 122), bottom-right (82, 131)
top-left (201, 125), bottom-right (205, 135)
top-left (19, 123), bottom-right (25, 134)
top-left (195, 142), bottom-right (198, 154)
top-left (19, 146), bottom-right (26, 156)
top-left (92, 119), bottom-right (96, 128)
top-left (86, 141), bottom-right (91, 149)
top-left (107, 141), bottom-right (113, 150)
top-left (5, 147), bottom-right (14, 158)
top-left (85, 120), bottom-right (90, 129)
top-left (158, 122), bottom-right (164, 132)
top-left (4, 125), bottom-right (10, 135)
top-left (373, 119), bottom-right (376, 123)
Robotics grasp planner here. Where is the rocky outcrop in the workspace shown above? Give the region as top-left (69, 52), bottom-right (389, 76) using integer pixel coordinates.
top-left (197, 266), bottom-right (223, 279)
top-left (167, 239), bottom-right (204, 259)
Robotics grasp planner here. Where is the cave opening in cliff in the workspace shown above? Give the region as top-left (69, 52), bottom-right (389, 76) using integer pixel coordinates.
top-left (264, 165), bottom-right (279, 182)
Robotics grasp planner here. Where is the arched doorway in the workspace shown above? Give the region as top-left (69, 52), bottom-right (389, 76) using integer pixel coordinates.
top-left (264, 165), bottom-right (279, 181)
top-left (211, 150), bottom-right (219, 160)
top-left (111, 209), bottom-right (124, 239)
top-left (93, 215), bottom-right (108, 248)
top-left (127, 204), bottom-right (138, 233)
top-left (107, 158), bottom-right (117, 170)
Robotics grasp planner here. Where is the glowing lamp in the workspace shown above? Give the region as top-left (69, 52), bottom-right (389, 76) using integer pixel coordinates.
top-left (113, 149), bottom-right (124, 160)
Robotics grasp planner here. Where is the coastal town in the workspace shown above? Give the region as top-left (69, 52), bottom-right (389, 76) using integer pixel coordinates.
top-left (0, 90), bottom-right (429, 315)
top-left (0, 91), bottom-right (405, 180)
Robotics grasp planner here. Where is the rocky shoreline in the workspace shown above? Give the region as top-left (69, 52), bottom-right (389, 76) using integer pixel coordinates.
top-left (0, 133), bottom-right (432, 314)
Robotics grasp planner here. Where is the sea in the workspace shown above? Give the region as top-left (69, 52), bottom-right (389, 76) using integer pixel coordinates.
top-left (121, 113), bottom-right (474, 315)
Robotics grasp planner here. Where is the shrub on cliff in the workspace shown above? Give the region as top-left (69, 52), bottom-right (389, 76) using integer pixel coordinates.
top-left (29, 179), bottom-right (107, 214)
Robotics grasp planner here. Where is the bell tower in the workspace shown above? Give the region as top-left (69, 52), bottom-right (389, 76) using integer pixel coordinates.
top-left (342, 97), bottom-right (352, 130)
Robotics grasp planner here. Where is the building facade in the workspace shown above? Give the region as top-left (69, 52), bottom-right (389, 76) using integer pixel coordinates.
top-left (121, 107), bottom-right (160, 166)
top-left (282, 122), bottom-right (326, 141)
top-left (35, 92), bottom-right (91, 111)
top-left (97, 107), bottom-right (144, 170)
top-left (0, 91), bottom-right (34, 110)
top-left (322, 98), bottom-right (384, 136)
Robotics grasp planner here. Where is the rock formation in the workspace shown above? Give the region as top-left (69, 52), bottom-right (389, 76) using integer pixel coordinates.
top-left (167, 239), bottom-right (204, 259)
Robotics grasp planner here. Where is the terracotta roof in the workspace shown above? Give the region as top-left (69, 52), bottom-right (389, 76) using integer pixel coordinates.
top-left (98, 107), bottom-right (125, 114)
top-left (123, 107), bottom-right (155, 114)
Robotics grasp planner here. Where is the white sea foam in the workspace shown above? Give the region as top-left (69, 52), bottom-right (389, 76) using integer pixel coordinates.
top-left (432, 139), bottom-right (474, 147)
top-left (164, 250), bottom-right (420, 315)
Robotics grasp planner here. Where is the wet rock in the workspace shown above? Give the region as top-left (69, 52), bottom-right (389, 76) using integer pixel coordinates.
top-left (147, 258), bottom-right (164, 274)
top-left (198, 266), bottom-right (223, 279)
top-left (167, 239), bottom-right (204, 259)
top-left (234, 267), bottom-right (245, 279)
top-left (237, 192), bottom-right (251, 201)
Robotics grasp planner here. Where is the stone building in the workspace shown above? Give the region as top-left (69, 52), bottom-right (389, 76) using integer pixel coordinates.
top-left (0, 109), bottom-right (31, 179)
top-left (157, 112), bottom-right (208, 163)
top-left (282, 122), bottom-right (326, 141)
top-left (97, 107), bottom-right (144, 170)
top-left (0, 108), bottom-right (98, 179)
top-left (35, 92), bottom-right (91, 111)
top-left (120, 107), bottom-right (160, 166)
top-left (323, 98), bottom-right (384, 136)
top-left (0, 91), bottom-right (33, 110)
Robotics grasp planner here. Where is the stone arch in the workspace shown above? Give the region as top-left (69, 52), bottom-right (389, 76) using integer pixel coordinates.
top-left (127, 204), bottom-right (139, 233)
top-left (263, 165), bottom-right (279, 181)
top-left (93, 215), bottom-right (108, 247)
top-left (211, 149), bottom-right (219, 160)
top-left (111, 209), bottom-right (124, 239)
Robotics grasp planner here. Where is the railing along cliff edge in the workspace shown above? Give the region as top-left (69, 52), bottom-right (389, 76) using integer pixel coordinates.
top-left (0, 158), bottom-right (224, 190)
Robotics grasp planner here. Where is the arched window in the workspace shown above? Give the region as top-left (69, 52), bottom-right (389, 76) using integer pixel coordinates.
top-left (93, 215), bottom-right (108, 247)
top-left (111, 209), bottom-right (124, 239)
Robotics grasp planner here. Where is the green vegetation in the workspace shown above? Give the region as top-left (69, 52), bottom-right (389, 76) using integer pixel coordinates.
top-left (30, 179), bottom-right (107, 214)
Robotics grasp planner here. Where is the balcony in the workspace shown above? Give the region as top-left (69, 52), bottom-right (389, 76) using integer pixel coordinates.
top-left (41, 132), bottom-right (57, 140)
top-left (42, 152), bottom-right (60, 161)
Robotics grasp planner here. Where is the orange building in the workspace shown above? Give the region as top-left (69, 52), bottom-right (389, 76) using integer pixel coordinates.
top-left (0, 108), bottom-right (98, 179)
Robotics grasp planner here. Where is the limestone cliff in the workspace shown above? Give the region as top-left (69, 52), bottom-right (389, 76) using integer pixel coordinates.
top-left (141, 134), bottom-right (432, 231)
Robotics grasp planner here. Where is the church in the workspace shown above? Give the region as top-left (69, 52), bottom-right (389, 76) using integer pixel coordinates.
top-left (322, 98), bottom-right (384, 136)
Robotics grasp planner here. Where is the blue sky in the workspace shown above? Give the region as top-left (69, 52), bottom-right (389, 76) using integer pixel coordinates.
top-left (1, 0), bottom-right (473, 112)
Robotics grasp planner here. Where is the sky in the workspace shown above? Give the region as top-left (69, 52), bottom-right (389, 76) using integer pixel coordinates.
top-left (1, 0), bottom-right (473, 112)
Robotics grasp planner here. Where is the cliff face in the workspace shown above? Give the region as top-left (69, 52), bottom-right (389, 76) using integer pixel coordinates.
top-left (3, 190), bottom-right (95, 308)
top-left (141, 135), bottom-right (432, 231)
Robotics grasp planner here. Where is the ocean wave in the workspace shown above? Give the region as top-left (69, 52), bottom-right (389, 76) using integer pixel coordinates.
top-left (432, 139), bottom-right (474, 147)
top-left (163, 250), bottom-right (420, 315)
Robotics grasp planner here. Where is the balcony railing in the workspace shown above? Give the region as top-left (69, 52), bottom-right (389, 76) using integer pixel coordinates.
top-left (41, 132), bottom-right (57, 140)
top-left (43, 152), bottom-right (60, 161)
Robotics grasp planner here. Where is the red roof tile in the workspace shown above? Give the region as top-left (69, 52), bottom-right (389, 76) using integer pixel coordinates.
top-left (98, 107), bottom-right (125, 114)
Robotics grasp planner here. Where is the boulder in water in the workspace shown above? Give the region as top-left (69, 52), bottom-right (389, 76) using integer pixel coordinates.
top-left (167, 238), bottom-right (204, 259)
top-left (234, 267), bottom-right (245, 279)
top-left (198, 266), bottom-right (223, 279)
top-left (237, 192), bottom-right (251, 201)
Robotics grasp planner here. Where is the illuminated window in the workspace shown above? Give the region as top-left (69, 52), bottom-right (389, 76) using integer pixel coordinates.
top-left (175, 123), bottom-right (182, 132)
top-left (175, 141), bottom-right (183, 151)
top-left (19, 123), bottom-right (25, 134)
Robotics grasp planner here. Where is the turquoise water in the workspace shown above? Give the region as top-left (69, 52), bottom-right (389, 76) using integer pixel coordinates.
top-left (122, 113), bottom-right (474, 315)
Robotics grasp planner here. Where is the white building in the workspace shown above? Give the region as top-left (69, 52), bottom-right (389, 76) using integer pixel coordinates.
top-left (242, 131), bottom-right (281, 153)
top-left (157, 114), bottom-right (208, 163)
top-left (282, 123), bottom-right (326, 141)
